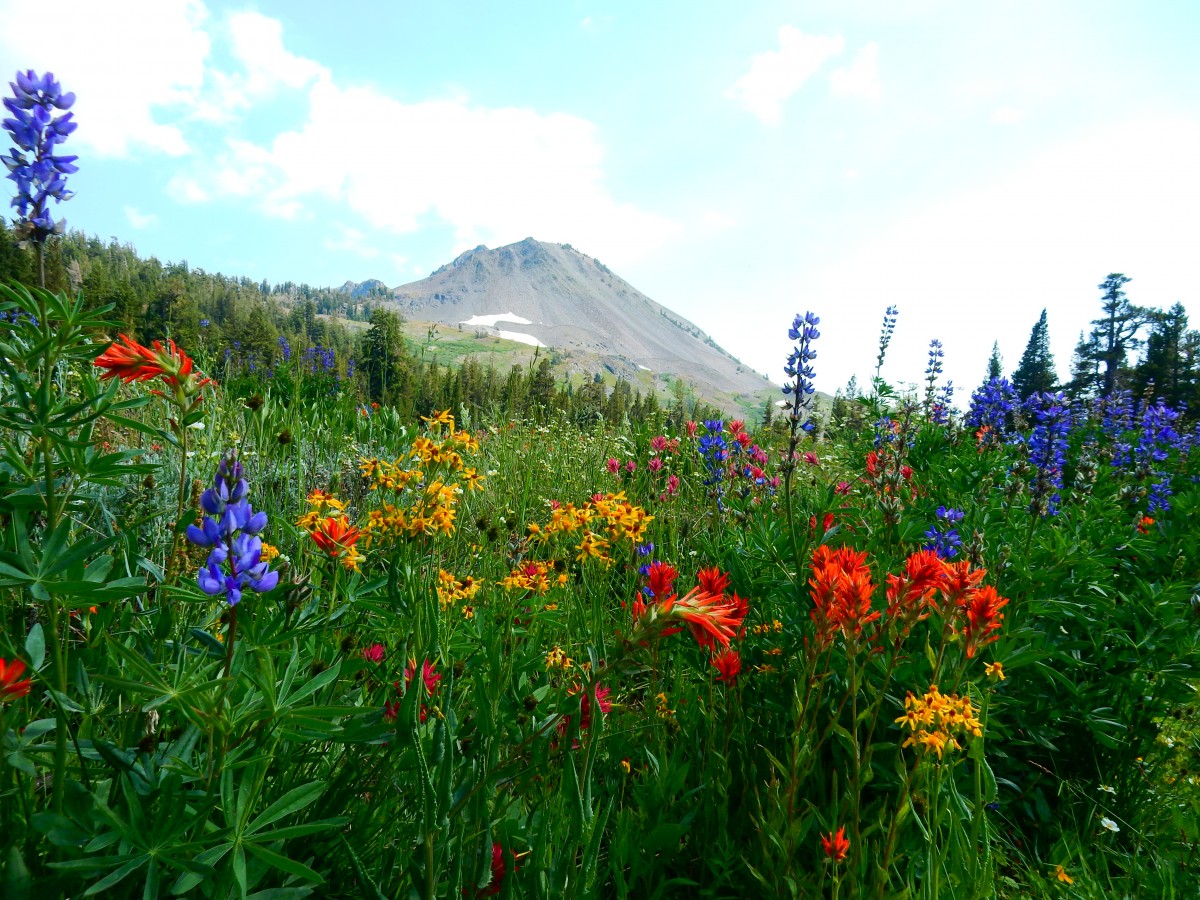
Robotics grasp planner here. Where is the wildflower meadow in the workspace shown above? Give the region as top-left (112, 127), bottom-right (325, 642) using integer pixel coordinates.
top-left (2, 69), bottom-right (1199, 900)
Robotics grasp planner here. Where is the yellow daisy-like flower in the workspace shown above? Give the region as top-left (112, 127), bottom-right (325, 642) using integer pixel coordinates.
top-left (1054, 865), bottom-right (1073, 884)
top-left (985, 661), bottom-right (1005, 681)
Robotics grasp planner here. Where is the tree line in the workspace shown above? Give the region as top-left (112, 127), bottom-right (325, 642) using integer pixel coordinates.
top-left (997, 273), bottom-right (1197, 409)
top-left (0, 223), bottom-right (723, 428)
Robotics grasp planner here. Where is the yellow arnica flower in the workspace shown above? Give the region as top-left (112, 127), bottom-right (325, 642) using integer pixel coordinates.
top-left (985, 661), bottom-right (1005, 681)
top-left (1054, 865), bottom-right (1073, 884)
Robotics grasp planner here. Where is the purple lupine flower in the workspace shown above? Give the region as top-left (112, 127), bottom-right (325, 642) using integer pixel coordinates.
top-left (783, 311), bottom-right (820, 433)
top-left (2, 70), bottom-right (77, 243)
top-left (923, 505), bottom-right (965, 559)
top-left (277, 335), bottom-right (291, 362)
top-left (187, 451), bottom-right (278, 606)
top-left (966, 377), bottom-right (1018, 439)
top-left (1098, 391), bottom-right (1135, 439)
top-left (931, 381), bottom-right (955, 426)
top-left (698, 420), bottom-right (729, 486)
top-left (1134, 400), bottom-right (1182, 513)
top-left (875, 305), bottom-right (899, 375)
top-left (923, 339), bottom-right (944, 412)
top-left (1023, 392), bottom-right (1072, 517)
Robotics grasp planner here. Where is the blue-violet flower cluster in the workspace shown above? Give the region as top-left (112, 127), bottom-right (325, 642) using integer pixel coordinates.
top-left (966, 377), bottom-right (1018, 442)
top-left (1023, 392), bottom-right (1072, 517)
top-left (2, 70), bottom-right (77, 242)
top-left (187, 451), bottom-right (279, 605)
top-left (783, 312), bottom-right (819, 433)
top-left (923, 505), bottom-right (965, 559)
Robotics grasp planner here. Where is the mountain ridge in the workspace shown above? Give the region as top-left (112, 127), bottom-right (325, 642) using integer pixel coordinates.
top-left (342, 238), bottom-right (770, 414)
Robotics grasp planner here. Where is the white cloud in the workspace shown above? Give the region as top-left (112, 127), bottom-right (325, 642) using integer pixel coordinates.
top-left (830, 42), bottom-right (881, 101)
top-left (123, 206), bottom-right (159, 229)
top-left (324, 223), bottom-right (380, 259)
top-left (166, 176), bottom-right (210, 203)
top-left (779, 115), bottom-right (1200, 393)
top-left (214, 11), bottom-right (329, 113)
top-left (0, 0), bottom-right (210, 157)
top-left (726, 27), bottom-right (844, 125)
top-left (187, 72), bottom-right (676, 267)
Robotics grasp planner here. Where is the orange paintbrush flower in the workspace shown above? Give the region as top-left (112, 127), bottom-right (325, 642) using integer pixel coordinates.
top-left (94, 334), bottom-right (212, 395)
top-left (0, 657), bottom-right (32, 702)
top-left (711, 648), bottom-right (742, 684)
top-left (663, 587), bottom-right (744, 649)
top-left (310, 515), bottom-right (363, 569)
top-left (961, 584), bottom-right (1009, 658)
top-left (885, 549), bottom-right (946, 621)
top-left (94, 334), bottom-right (165, 383)
top-left (820, 826), bottom-right (850, 862)
top-left (809, 545), bottom-right (878, 646)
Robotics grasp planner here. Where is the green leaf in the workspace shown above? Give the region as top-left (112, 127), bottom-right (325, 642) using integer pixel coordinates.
top-left (84, 854), bottom-right (150, 895)
top-left (243, 842), bottom-right (323, 885)
top-left (23, 623), bottom-right (44, 672)
top-left (244, 782), bottom-right (326, 835)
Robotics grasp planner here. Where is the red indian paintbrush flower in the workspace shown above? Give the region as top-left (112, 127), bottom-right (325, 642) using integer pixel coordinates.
top-left (821, 826), bottom-right (850, 862)
top-left (0, 657), bottom-right (32, 702)
top-left (711, 648), bottom-right (741, 685)
top-left (696, 566), bottom-right (731, 597)
top-left (643, 560), bottom-right (678, 600)
top-left (94, 334), bottom-right (212, 394)
top-left (310, 515), bottom-right (361, 558)
top-left (469, 842), bottom-right (517, 897)
top-left (884, 549), bottom-right (946, 621)
top-left (809, 546), bottom-right (878, 646)
top-left (669, 586), bottom-right (745, 649)
top-left (961, 584), bottom-right (1009, 658)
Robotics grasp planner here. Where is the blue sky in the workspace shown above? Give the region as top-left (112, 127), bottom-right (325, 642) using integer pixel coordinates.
top-left (2, 0), bottom-right (1199, 399)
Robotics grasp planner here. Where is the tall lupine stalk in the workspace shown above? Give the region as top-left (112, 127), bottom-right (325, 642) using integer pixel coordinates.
top-left (2, 70), bottom-right (77, 287)
top-left (966, 376), bottom-right (1018, 448)
top-left (1023, 391), bottom-right (1072, 520)
top-left (923, 339), bottom-right (944, 415)
top-left (2, 70), bottom-right (86, 816)
top-left (874, 305), bottom-right (898, 382)
top-left (186, 451), bottom-right (279, 679)
top-left (781, 312), bottom-right (820, 570)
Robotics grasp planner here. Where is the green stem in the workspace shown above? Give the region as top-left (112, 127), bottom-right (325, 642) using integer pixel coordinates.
top-left (46, 603), bottom-right (68, 815)
top-left (223, 603), bottom-right (238, 681)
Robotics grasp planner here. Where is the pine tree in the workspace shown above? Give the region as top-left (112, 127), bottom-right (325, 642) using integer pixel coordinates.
top-left (1088, 274), bottom-right (1145, 397)
top-left (1011, 309), bottom-right (1057, 400)
top-left (1065, 331), bottom-right (1101, 401)
top-left (1135, 303), bottom-right (1190, 406)
top-left (986, 342), bottom-right (1003, 380)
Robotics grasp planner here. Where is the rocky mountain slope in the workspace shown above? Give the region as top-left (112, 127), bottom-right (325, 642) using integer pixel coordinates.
top-left (366, 238), bottom-right (769, 412)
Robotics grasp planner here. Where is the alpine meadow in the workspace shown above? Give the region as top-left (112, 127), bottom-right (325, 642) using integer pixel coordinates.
top-left (2, 7), bottom-right (1200, 899)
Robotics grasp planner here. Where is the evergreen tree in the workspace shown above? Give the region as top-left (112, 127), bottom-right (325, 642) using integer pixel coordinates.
top-left (986, 342), bottom-right (1003, 380)
top-left (1135, 303), bottom-right (1191, 406)
top-left (1011, 309), bottom-right (1057, 400)
top-left (1088, 274), bottom-right (1145, 397)
top-left (1065, 331), bottom-right (1101, 401)
top-left (362, 308), bottom-right (408, 404)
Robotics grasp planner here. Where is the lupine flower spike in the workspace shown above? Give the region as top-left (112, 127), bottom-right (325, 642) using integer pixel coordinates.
top-left (186, 451), bottom-right (279, 606)
top-left (2, 70), bottom-right (77, 245)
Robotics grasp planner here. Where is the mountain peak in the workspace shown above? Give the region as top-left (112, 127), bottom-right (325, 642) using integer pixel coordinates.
top-left (386, 239), bottom-right (768, 412)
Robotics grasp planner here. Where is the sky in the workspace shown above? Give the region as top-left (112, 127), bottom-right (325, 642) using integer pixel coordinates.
top-left (2, 0), bottom-right (1199, 400)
